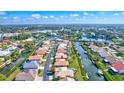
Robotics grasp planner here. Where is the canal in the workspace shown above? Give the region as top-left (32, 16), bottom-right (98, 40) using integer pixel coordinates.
top-left (74, 42), bottom-right (105, 81)
top-left (0, 50), bottom-right (29, 75)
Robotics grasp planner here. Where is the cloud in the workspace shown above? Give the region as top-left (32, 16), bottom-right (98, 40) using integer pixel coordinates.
top-left (60, 15), bottom-right (68, 18)
top-left (99, 12), bottom-right (105, 15)
top-left (13, 16), bottom-right (20, 22)
top-left (3, 17), bottom-right (8, 19)
top-left (82, 16), bottom-right (86, 20)
top-left (50, 15), bottom-right (54, 18)
top-left (13, 16), bottom-right (19, 20)
top-left (70, 14), bottom-right (79, 17)
top-left (75, 18), bottom-right (80, 21)
top-left (121, 12), bottom-right (124, 15)
top-left (42, 15), bottom-right (48, 19)
top-left (83, 12), bottom-right (88, 15)
top-left (0, 11), bottom-right (6, 15)
top-left (90, 14), bottom-right (94, 16)
top-left (60, 16), bottom-right (64, 18)
top-left (31, 14), bottom-right (41, 19)
top-left (55, 18), bottom-right (59, 20)
top-left (31, 14), bottom-right (48, 19)
top-left (114, 13), bottom-right (119, 16)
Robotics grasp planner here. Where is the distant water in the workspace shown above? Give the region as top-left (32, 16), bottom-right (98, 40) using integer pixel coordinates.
top-left (81, 36), bottom-right (112, 43)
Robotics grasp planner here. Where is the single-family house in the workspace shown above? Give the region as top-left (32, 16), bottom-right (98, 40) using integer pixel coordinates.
top-left (15, 69), bottom-right (36, 81)
top-left (23, 61), bottom-right (39, 69)
top-left (110, 62), bottom-right (124, 74)
top-left (55, 59), bottom-right (69, 67)
top-left (28, 55), bottom-right (42, 61)
top-left (36, 49), bottom-right (46, 55)
top-left (55, 69), bottom-right (74, 78)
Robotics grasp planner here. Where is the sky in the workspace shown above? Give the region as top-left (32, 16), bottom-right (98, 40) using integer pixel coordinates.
top-left (0, 11), bottom-right (124, 24)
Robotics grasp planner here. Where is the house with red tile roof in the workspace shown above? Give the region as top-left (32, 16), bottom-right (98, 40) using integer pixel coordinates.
top-left (57, 48), bottom-right (66, 53)
top-left (55, 53), bottom-right (68, 59)
top-left (110, 62), bottom-right (124, 74)
top-left (55, 60), bottom-right (69, 67)
top-left (36, 49), bottom-right (46, 55)
top-left (54, 40), bottom-right (75, 81)
top-left (28, 55), bottom-right (42, 61)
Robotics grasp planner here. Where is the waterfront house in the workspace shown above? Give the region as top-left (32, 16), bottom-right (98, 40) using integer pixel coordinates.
top-left (55, 53), bottom-right (68, 59)
top-left (28, 55), bottom-right (42, 61)
top-left (36, 49), bottom-right (46, 56)
top-left (23, 60), bottom-right (39, 69)
top-left (55, 60), bottom-right (69, 67)
top-left (110, 62), bottom-right (124, 74)
top-left (57, 48), bottom-right (66, 53)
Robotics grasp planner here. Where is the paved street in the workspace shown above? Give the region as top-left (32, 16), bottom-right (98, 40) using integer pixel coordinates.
top-left (43, 47), bottom-right (54, 81)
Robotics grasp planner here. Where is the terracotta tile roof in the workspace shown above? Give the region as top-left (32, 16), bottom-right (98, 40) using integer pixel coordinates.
top-left (56, 59), bottom-right (66, 62)
top-left (112, 63), bottom-right (124, 71)
top-left (55, 60), bottom-right (69, 67)
top-left (36, 50), bottom-right (45, 55)
top-left (57, 49), bottom-right (66, 53)
top-left (106, 56), bottom-right (119, 63)
top-left (55, 55), bottom-right (68, 59)
top-left (56, 53), bottom-right (68, 59)
top-left (28, 55), bottom-right (41, 61)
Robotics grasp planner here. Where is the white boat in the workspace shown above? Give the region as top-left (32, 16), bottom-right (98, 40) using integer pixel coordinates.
top-left (97, 69), bottom-right (103, 76)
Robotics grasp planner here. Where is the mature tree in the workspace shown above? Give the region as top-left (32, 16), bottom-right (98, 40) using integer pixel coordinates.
top-left (24, 41), bottom-right (35, 51)
top-left (11, 50), bottom-right (20, 62)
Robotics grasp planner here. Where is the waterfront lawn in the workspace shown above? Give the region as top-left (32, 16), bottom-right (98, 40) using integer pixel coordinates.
top-left (69, 42), bottom-right (88, 81)
top-left (103, 71), bottom-right (122, 81)
top-left (5, 67), bottom-right (20, 81)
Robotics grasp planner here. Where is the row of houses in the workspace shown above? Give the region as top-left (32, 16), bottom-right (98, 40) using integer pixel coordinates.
top-left (54, 40), bottom-right (75, 81)
top-left (89, 44), bottom-right (124, 74)
top-left (0, 45), bottom-right (20, 68)
top-left (15, 40), bottom-right (51, 81)
top-left (0, 45), bottom-right (19, 57)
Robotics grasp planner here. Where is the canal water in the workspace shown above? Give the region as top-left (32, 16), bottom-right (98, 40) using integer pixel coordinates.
top-left (74, 42), bottom-right (105, 81)
top-left (0, 51), bottom-right (29, 74)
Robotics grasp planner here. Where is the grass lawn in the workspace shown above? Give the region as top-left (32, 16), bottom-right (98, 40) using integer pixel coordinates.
top-left (5, 68), bottom-right (20, 81)
top-left (103, 70), bottom-right (122, 81)
top-left (69, 42), bottom-right (88, 81)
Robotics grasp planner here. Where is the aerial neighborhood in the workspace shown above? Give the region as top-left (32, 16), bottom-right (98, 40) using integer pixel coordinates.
top-left (0, 11), bottom-right (124, 81)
